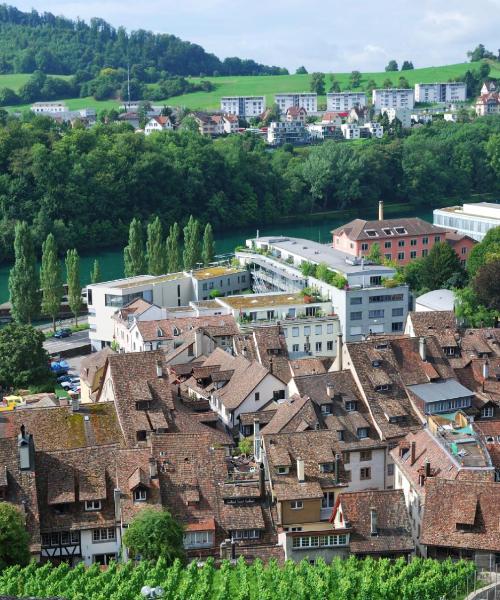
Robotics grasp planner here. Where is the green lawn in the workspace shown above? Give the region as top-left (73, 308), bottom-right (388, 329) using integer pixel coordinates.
top-left (2, 60), bottom-right (500, 113)
top-left (0, 72), bottom-right (71, 91)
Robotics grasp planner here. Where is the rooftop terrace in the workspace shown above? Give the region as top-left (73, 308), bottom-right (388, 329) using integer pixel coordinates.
top-left (218, 292), bottom-right (325, 310)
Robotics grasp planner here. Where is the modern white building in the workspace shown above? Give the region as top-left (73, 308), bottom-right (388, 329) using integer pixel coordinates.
top-left (326, 92), bottom-right (366, 113)
top-left (361, 122), bottom-right (384, 138)
top-left (381, 107), bottom-right (412, 128)
top-left (341, 123), bottom-right (360, 140)
top-left (414, 82), bottom-right (466, 104)
top-left (433, 202), bottom-right (500, 241)
top-left (414, 289), bottom-right (456, 313)
top-left (31, 102), bottom-right (68, 114)
top-left (275, 93), bottom-right (317, 113)
top-left (372, 88), bottom-right (414, 111)
top-left (266, 120), bottom-right (310, 146)
top-left (236, 237), bottom-right (409, 342)
top-left (220, 96), bottom-right (266, 118)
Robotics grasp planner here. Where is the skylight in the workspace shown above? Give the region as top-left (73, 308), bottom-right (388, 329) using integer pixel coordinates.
top-left (395, 227), bottom-right (407, 234)
top-left (382, 228), bottom-right (393, 235)
top-left (365, 230), bottom-right (378, 237)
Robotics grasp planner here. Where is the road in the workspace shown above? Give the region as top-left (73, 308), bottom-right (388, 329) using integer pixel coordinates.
top-left (43, 329), bottom-right (90, 356)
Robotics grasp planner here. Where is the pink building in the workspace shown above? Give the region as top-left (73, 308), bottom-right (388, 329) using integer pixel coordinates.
top-left (331, 203), bottom-right (476, 266)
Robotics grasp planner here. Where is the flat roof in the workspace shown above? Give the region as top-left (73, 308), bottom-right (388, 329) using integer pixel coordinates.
top-left (91, 272), bottom-right (186, 289)
top-left (191, 266), bottom-right (245, 281)
top-left (416, 289), bottom-right (455, 311)
top-left (219, 292), bottom-right (317, 310)
top-left (408, 380), bottom-right (474, 404)
top-left (251, 236), bottom-right (396, 276)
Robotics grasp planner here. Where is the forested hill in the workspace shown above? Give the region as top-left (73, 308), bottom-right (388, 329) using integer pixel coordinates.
top-left (0, 4), bottom-right (288, 77)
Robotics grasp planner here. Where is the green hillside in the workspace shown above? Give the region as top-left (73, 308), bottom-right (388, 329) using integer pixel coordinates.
top-left (3, 60), bottom-right (500, 113)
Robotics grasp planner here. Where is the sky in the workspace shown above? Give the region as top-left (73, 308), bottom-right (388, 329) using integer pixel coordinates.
top-left (10, 0), bottom-right (500, 72)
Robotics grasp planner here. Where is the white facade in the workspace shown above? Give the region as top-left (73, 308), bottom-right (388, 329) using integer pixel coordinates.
top-left (443, 113), bottom-right (458, 123)
top-left (220, 96), bottom-right (266, 118)
top-left (31, 102), bottom-right (68, 114)
top-left (372, 88), bottom-right (414, 111)
top-left (381, 107), bottom-right (412, 128)
top-left (362, 122), bottom-right (384, 138)
top-left (80, 527), bottom-right (121, 566)
top-left (341, 123), bottom-right (360, 139)
top-left (414, 82), bottom-right (466, 104)
top-left (144, 117), bottom-right (172, 135)
top-left (433, 202), bottom-right (500, 241)
top-left (275, 93), bottom-right (317, 113)
top-left (327, 92), bottom-right (366, 112)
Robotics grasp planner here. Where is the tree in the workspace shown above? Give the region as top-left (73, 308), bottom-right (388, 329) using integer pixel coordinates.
top-left (455, 286), bottom-right (497, 327)
top-left (65, 249), bottom-right (82, 326)
top-left (315, 263), bottom-right (332, 283)
top-left (8, 221), bottom-right (40, 324)
top-left (0, 502), bottom-right (30, 570)
top-left (401, 61), bottom-right (414, 70)
top-left (385, 60), bottom-right (399, 72)
top-left (124, 218), bottom-right (146, 277)
top-left (295, 66), bottom-right (308, 74)
top-left (183, 215), bottom-right (202, 270)
top-left (202, 223), bottom-right (215, 266)
top-left (419, 242), bottom-right (466, 291)
top-left (328, 75), bottom-right (341, 93)
top-left (300, 261), bottom-right (317, 277)
top-left (146, 216), bottom-right (167, 275)
top-left (90, 259), bottom-right (102, 284)
top-left (166, 222), bottom-right (182, 273)
top-left (40, 233), bottom-right (63, 332)
top-left (349, 70), bottom-right (362, 88)
top-left (366, 243), bottom-right (382, 263)
top-left (310, 72), bottom-right (325, 95)
top-left (123, 508), bottom-right (184, 564)
top-left (467, 227), bottom-right (500, 275)
top-left (472, 259), bottom-right (500, 311)
top-left (238, 437), bottom-right (252, 455)
top-left (398, 76), bottom-right (410, 89)
top-left (382, 78), bottom-right (393, 89)
top-left (0, 323), bottom-right (51, 389)
top-left (364, 79), bottom-right (377, 94)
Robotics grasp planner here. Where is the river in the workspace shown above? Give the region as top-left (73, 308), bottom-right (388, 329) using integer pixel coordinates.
top-left (0, 206), bottom-right (434, 304)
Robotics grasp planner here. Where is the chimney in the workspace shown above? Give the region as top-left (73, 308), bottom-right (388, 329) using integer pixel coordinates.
top-left (156, 360), bottom-right (163, 378)
top-left (483, 361), bottom-right (489, 381)
top-left (297, 458), bottom-right (305, 482)
top-left (335, 453), bottom-right (341, 484)
top-left (259, 463), bottom-right (266, 499)
top-left (419, 337), bottom-right (427, 362)
top-left (370, 507), bottom-right (378, 536)
top-left (254, 418), bottom-right (261, 462)
top-left (326, 383), bottom-right (335, 399)
top-left (194, 329), bottom-right (203, 358)
top-left (334, 333), bottom-right (343, 372)
top-left (269, 357), bottom-right (274, 375)
top-left (114, 488), bottom-right (122, 521)
top-left (149, 457), bottom-right (158, 478)
top-left (424, 459), bottom-right (431, 478)
top-left (378, 200), bottom-right (384, 221)
top-left (18, 425), bottom-right (34, 471)
top-left (410, 441), bottom-right (416, 466)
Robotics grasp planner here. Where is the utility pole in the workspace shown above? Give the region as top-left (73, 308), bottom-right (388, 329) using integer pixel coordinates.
top-left (127, 63), bottom-right (131, 110)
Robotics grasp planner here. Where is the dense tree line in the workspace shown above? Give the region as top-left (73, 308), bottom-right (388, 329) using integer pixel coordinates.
top-left (0, 114), bottom-right (499, 264)
top-left (0, 5), bottom-right (287, 79)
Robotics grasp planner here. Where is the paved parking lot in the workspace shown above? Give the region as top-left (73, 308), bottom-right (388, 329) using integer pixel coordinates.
top-left (43, 330), bottom-right (90, 356)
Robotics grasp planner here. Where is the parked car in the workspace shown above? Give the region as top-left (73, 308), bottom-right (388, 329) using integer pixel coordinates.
top-left (60, 381), bottom-right (73, 390)
top-left (54, 328), bottom-right (72, 339)
top-left (69, 377), bottom-right (80, 385)
top-left (57, 375), bottom-right (72, 383)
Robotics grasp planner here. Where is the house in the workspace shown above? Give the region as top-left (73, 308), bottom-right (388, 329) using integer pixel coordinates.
top-left (144, 116), bottom-right (173, 135)
top-left (405, 311), bottom-right (459, 357)
top-left (475, 92), bottom-right (500, 116)
top-left (223, 113), bottom-right (239, 134)
top-left (433, 201), bottom-right (500, 241)
top-left (420, 479), bottom-right (500, 566)
top-left (307, 122), bottom-right (342, 141)
top-left (267, 120), bottom-right (310, 146)
top-left (372, 88), bottom-right (414, 111)
top-left (332, 207), bottom-right (476, 266)
top-left (481, 81), bottom-right (498, 94)
top-left (79, 347), bottom-right (115, 403)
top-left (348, 106), bottom-right (370, 124)
top-left (182, 347), bottom-right (288, 430)
top-left (285, 106), bottom-right (307, 124)
top-left (327, 92), bottom-right (367, 112)
top-left (275, 93), bottom-right (317, 113)
top-left (189, 112), bottom-right (224, 136)
top-left (340, 123), bottom-right (360, 140)
top-left (220, 96), bottom-right (266, 118)
top-left (330, 490), bottom-right (414, 559)
top-left (320, 112), bottom-right (343, 126)
top-left (414, 83), bottom-right (466, 104)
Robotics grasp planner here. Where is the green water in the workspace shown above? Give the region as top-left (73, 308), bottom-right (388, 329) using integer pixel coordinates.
top-left (0, 207), bottom-right (433, 304)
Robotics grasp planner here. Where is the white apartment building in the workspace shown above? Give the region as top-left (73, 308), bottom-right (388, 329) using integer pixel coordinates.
top-left (236, 237), bottom-right (409, 342)
top-left (414, 82), bottom-right (466, 104)
top-left (220, 96), bottom-right (266, 118)
top-left (362, 122), bottom-right (384, 138)
top-left (341, 123), bottom-right (360, 140)
top-left (433, 202), bottom-right (500, 242)
top-left (31, 102), bottom-right (68, 114)
top-left (372, 88), bottom-right (414, 111)
top-left (275, 93), bottom-right (317, 113)
top-left (326, 92), bottom-right (366, 112)
top-left (381, 107), bottom-right (412, 128)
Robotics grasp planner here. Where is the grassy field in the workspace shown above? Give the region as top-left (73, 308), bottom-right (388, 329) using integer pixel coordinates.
top-left (2, 60), bottom-right (500, 113)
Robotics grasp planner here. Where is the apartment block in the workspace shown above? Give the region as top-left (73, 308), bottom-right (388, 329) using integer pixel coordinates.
top-left (414, 82), bottom-right (466, 104)
top-left (381, 107), bottom-right (412, 128)
top-left (326, 92), bottom-right (366, 112)
top-left (275, 93), bottom-right (317, 113)
top-left (372, 88), bottom-right (414, 111)
top-left (220, 96), bottom-right (266, 118)
top-left (433, 202), bottom-right (500, 241)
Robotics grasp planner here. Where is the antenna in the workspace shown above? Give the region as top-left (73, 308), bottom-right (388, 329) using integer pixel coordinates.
top-left (127, 63), bottom-right (131, 110)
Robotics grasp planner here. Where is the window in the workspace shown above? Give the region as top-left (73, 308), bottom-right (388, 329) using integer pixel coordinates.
top-left (315, 342), bottom-right (322, 352)
top-left (422, 249), bottom-right (428, 257)
top-left (387, 464), bottom-right (395, 476)
top-left (369, 294), bottom-right (403, 303)
top-left (397, 252), bottom-right (405, 260)
top-left (461, 247), bottom-right (468, 255)
top-left (392, 322), bottom-right (403, 332)
top-left (322, 491), bottom-right (335, 509)
top-left (255, 392), bottom-right (260, 402)
top-left (370, 276), bottom-right (382, 286)
top-left (290, 500), bottom-right (303, 510)
top-left (360, 450), bottom-right (372, 461)
top-left (357, 428), bottom-right (369, 439)
top-left (202, 283), bottom-right (208, 291)
top-left (273, 389), bottom-right (286, 401)
top-left (319, 462), bottom-right (334, 473)
top-left (369, 309), bottom-right (384, 319)
top-left (92, 527), bottom-right (116, 542)
top-left (315, 325), bottom-right (322, 335)
top-left (292, 534), bottom-right (347, 549)
top-left (410, 239), bottom-right (417, 246)
top-left (410, 251), bottom-right (417, 259)
top-left (350, 311), bottom-right (362, 321)
top-left (361, 243), bottom-right (369, 251)
top-left (384, 253), bottom-right (392, 260)
top-left (292, 344), bottom-right (299, 352)
top-left (360, 467), bottom-right (371, 480)
top-left (232, 529), bottom-right (260, 540)
top-left (304, 343), bottom-right (310, 353)
top-left (350, 297), bottom-right (362, 305)
top-left (321, 404), bottom-right (332, 414)
top-left (384, 241), bottom-right (392, 249)
top-left (277, 466), bottom-right (289, 475)
top-left (327, 341), bottom-right (333, 351)
top-left (304, 326), bottom-right (311, 336)
top-left (398, 240), bottom-right (405, 247)
top-left (345, 400), bottom-right (357, 412)
top-left (434, 235), bottom-right (441, 242)
top-left (482, 406), bottom-right (494, 418)
top-left (134, 488), bottom-right (147, 502)
top-left (184, 531), bottom-right (213, 548)
top-left (136, 430), bottom-right (147, 442)
top-left (292, 327), bottom-right (299, 337)
top-left (85, 500), bottom-right (101, 511)
top-left (327, 323), bottom-right (334, 333)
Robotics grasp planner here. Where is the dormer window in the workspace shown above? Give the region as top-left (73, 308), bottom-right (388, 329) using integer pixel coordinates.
top-left (277, 466), bottom-right (289, 475)
top-left (372, 360), bottom-right (381, 368)
top-left (173, 327), bottom-right (180, 336)
top-left (375, 384), bottom-right (390, 392)
top-left (85, 500), bottom-right (102, 511)
top-left (365, 230), bottom-right (378, 237)
top-left (357, 427), bottom-right (369, 439)
top-left (382, 228), bottom-right (393, 236)
top-left (321, 404), bottom-right (332, 415)
top-left (337, 430), bottom-right (345, 441)
top-left (136, 430), bottom-right (147, 441)
top-left (134, 488), bottom-right (147, 502)
top-left (320, 462), bottom-right (334, 473)
top-left (157, 328), bottom-right (164, 337)
top-left (135, 401), bottom-right (150, 411)
top-left (345, 400), bottom-right (358, 412)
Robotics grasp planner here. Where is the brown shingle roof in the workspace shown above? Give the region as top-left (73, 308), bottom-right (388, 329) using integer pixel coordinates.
top-left (79, 347), bottom-right (115, 386)
top-left (332, 217), bottom-right (445, 241)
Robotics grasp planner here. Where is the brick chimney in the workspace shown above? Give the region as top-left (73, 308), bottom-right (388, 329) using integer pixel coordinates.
top-left (410, 441), bottom-right (416, 466)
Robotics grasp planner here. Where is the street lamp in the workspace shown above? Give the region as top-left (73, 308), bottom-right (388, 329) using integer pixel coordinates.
top-left (141, 586), bottom-right (164, 599)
